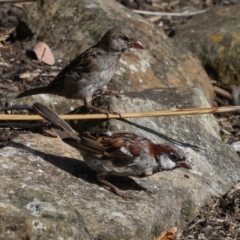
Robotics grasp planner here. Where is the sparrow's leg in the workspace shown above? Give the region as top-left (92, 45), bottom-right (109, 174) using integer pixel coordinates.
top-left (84, 96), bottom-right (121, 117)
top-left (93, 86), bottom-right (122, 100)
top-left (97, 174), bottom-right (133, 199)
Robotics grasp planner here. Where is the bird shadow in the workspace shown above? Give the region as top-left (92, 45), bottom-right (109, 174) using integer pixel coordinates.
top-left (11, 141), bottom-right (143, 191)
top-left (119, 119), bottom-right (204, 151)
top-left (11, 141), bottom-right (96, 182)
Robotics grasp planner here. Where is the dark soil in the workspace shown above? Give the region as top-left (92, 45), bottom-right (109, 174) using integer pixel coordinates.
top-left (180, 184), bottom-right (240, 240)
top-left (0, 1), bottom-right (240, 239)
top-left (0, 2), bottom-right (69, 147)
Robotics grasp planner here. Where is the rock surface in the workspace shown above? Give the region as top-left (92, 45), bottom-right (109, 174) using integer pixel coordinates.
top-left (16, 0), bottom-right (214, 103)
top-left (0, 178), bottom-right (94, 240)
top-left (174, 6), bottom-right (240, 86)
top-left (0, 87), bottom-right (239, 240)
top-left (0, 92), bottom-right (82, 114)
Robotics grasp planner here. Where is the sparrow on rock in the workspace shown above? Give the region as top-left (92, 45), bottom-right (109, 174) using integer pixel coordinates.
top-left (17, 27), bottom-right (144, 115)
top-left (33, 102), bottom-right (191, 199)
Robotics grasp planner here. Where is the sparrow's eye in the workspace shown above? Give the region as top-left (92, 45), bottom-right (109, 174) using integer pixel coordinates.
top-left (169, 153), bottom-right (179, 162)
top-left (122, 36), bottom-right (129, 42)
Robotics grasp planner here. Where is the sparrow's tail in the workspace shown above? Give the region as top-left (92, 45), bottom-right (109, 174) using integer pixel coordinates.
top-left (32, 102), bottom-right (79, 140)
top-left (16, 86), bottom-right (51, 98)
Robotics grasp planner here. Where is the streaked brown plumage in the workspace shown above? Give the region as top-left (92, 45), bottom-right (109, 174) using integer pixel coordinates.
top-left (17, 27), bottom-right (144, 114)
top-left (33, 102), bottom-right (191, 199)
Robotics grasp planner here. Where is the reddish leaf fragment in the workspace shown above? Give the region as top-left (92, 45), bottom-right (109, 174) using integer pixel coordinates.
top-left (33, 41), bottom-right (55, 65)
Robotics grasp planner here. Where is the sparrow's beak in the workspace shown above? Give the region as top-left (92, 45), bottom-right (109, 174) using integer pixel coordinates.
top-left (129, 39), bottom-right (144, 49)
top-left (177, 161), bottom-right (192, 170)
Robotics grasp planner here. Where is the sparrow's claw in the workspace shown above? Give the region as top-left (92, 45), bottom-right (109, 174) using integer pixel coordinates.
top-left (118, 191), bottom-right (134, 199)
top-left (86, 106), bottom-right (121, 118)
top-left (84, 98), bottom-right (121, 118)
top-left (97, 176), bottom-right (134, 199)
top-left (123, 177), bottom-right (152, 194)
top-left (93, 88), bottom-right (123, 101)
top-left (88, 106), bottom-right (109, 117)
top-left (110, 186), bottom-right (134, 199)
top-left (110, 90), bottom-right (123, 101)
top-left (110, 111), bottom-right (122, 118)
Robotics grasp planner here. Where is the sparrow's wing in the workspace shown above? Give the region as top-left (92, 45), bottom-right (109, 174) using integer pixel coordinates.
top-left (49, 46), bottom-right (101, 87)
top-left (32, 102), bottom-right (79, 140)
top-left (64, 132), bottom-right (150, 166)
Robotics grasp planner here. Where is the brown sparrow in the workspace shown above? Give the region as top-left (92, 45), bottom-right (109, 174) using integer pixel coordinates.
top-left (17, 27), bottom-right (144, 115)
top-left (33, 102), bottom-right (191, 199)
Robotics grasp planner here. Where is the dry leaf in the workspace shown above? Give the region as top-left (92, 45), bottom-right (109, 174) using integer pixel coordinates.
top-left (154, 227), bottom-right (177, 240)
top-left (19, 69), bottom-right (42, 82)
top-left (43, 129), bottom-right (57, 138)
top-left (0, 27), bottom-right (15, 48)
top-left (234, 182), bottom-right (240, 189)
top-left (0, 56), bottom-right (10, 67)
top-left (0, 83), bottom-right (19, 91)
top-left (41, 72), bottom-right (58, 77)
top-left (33, 41), bottom-right (55, 65)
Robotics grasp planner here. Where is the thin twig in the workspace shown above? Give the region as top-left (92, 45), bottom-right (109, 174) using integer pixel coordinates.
top-left (213, 86), bottom-right (233, 101)
top-left (0, 28), bottom-right (15, 42)
top-left (215, 96), bottom-right (228, 106)
top-left (188, 218), bottom-right (205, 230)
top-left (0, 105), bottom-right (239, 121)
top-left (132, 9), bottom-right (207, 17)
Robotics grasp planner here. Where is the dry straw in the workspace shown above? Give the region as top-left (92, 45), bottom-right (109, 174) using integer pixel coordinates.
top-left (0, 105), bottom-right (239, 121)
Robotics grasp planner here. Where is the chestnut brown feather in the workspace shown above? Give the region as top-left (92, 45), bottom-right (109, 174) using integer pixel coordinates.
top-left (33, 102), bottom-right (191, 199)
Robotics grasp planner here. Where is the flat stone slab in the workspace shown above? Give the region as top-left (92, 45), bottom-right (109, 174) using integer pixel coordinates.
top-left (0, 87), bottom-right (239, 239)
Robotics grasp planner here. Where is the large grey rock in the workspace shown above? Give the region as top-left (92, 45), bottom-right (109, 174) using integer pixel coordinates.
top-left (0, 179), bottom-right (93, 240)
top-left (15, 0), bottom-right (214, 103)
top-left (174, 6), bottom-right (240, 86)
top-left (0, 87), bottom-right (239, 240)
top-left (0, 92), bottom-right (82, 114)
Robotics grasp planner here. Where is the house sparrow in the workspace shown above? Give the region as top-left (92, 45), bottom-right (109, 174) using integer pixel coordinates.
top-left (33, 102), bottom-right (191, 199)
top-left (17, 27), bottom-right (144, 115)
